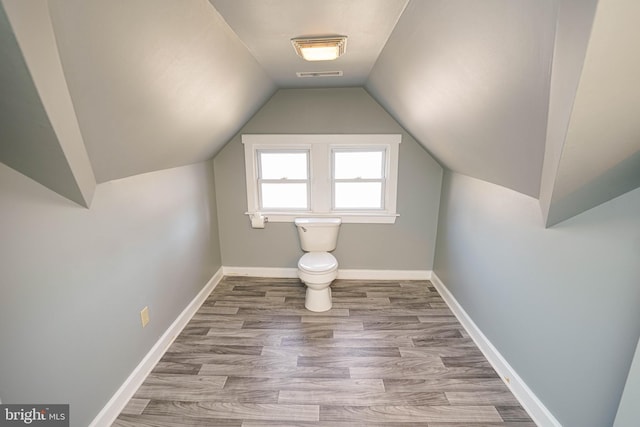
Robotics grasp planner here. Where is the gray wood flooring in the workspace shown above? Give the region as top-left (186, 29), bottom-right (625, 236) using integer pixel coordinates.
top-left (113, 277), bottom-right (535, 426)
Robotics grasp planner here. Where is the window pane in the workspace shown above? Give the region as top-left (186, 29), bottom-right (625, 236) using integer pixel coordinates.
top-left (259, 151), bottom-right (308, 179)
top-left (261, 183), bottom-right (308, 209)
top-left (334, 151), bottom-right (383, 179)
top-left (334, 182), bottom-right (382, 209)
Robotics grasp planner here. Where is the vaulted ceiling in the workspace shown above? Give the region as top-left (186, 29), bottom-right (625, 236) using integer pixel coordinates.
top-left (1, 0), bottom-right (638, 226)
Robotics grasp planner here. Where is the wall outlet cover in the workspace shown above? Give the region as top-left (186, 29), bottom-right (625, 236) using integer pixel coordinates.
top-left (140, 306), bottom-right (150, 328)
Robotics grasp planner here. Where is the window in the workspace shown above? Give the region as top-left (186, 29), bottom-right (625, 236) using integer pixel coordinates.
top-left (257, 150), bottom-right (309, 210)
top-left (243, 134), bottom-right (401, 224)
top-left (333, 149), bottom-right (385, 210)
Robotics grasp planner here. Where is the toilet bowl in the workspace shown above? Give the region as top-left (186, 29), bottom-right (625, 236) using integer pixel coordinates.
top-left (298, 252), bottom-right (338, 312)
top-left (294, 218), bottom-right (341, 312)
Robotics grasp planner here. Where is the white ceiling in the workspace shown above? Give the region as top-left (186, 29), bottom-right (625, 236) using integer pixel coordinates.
top-left (1, 0), bottom-right (639, 225)
top-left (209, 0), bottom-right (408, 88)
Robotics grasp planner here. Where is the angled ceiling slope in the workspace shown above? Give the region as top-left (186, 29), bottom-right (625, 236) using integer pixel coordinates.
top-left (0, 0), bottom-right (95, 207)
top-left (47, 0), bottom-right (275, 183)
top-left (366, 0), bottom-right (557, 198)
top-left (1, 0), bottom-right (275, 204)
top-left (367, 0), bottom-right (640, 225)
top-left (542, 0), bottom-right (640, 226)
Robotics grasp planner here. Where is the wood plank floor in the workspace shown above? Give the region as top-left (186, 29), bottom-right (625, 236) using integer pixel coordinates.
top-left (113, 277), bottom-right (536, 426)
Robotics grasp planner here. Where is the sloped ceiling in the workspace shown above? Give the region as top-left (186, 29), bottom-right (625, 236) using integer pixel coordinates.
top-left (47, 0), bottom-right (275, 183)
top-left (1, 0), bottom-right (639, 226)
top-left (366, 0), bottom-right (557, 198)
top-left (0, 0), bottom-right (95, 207)
top-left (543, 0), bottom-right (640, 225)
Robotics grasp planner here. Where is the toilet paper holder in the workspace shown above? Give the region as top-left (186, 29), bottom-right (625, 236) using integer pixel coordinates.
top-left (246, 212), bottom-right (268, 229)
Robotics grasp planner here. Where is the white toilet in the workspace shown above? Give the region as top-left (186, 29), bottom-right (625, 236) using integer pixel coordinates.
top-left (294, 217), bottom-right (341, 312)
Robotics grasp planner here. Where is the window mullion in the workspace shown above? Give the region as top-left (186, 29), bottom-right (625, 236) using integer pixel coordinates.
top-left (313, 144), bottom-right (331, 213)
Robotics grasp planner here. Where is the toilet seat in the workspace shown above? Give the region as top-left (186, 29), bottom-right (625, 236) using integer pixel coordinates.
top-left (298, 252), bottom-right (338, 274)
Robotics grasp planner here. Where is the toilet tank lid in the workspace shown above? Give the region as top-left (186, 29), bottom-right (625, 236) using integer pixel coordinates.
top-left (294, 217), bottom-right (341, 226)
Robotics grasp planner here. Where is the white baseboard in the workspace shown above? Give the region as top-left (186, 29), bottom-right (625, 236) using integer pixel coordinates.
top-left (338, 269), bottom-right (431, 280)
top-left (89, 267), bottom-right (224, 427)
top-left (223, 266), bottom-right (299, 278)
top-left (223, 266), bottom-right (432, 281)
top-left (431, 272), bottom-right (561, 427)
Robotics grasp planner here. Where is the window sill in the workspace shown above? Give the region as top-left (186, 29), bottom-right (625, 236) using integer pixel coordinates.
top-left (245, 212), bottom-right (399, 224)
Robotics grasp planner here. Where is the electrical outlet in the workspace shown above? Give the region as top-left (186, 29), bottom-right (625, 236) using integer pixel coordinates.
top-left (140, 306), bottom-right (150, 328)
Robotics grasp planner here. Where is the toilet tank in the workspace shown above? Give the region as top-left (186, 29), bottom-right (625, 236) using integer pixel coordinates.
top-left (295, 218), bottom-right (341, 252)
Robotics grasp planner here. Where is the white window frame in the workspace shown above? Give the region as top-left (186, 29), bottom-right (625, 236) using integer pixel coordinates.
top-left (242, 134), bottom-right (401, 224)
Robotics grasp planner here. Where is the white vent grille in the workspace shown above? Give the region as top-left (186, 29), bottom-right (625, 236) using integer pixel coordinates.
top-left (296, 71), bottom-right (343, 78)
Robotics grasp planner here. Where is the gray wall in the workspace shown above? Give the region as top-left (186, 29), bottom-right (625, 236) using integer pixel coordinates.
top-left (213, 87), bottom-right (443, 270)
top-left (0, 161), bottom-right (221, 427)
top-left (434, 171), bottom-right (640, 427)
top-left (614, 337), bottom-right (640, 427)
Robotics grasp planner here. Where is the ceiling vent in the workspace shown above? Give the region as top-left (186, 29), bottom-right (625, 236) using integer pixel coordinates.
top-left (296, 71), bottom-right (343, 78)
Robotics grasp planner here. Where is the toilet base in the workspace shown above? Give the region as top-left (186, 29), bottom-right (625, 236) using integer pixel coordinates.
top-left (305, 286), bottom-right (332, 312)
